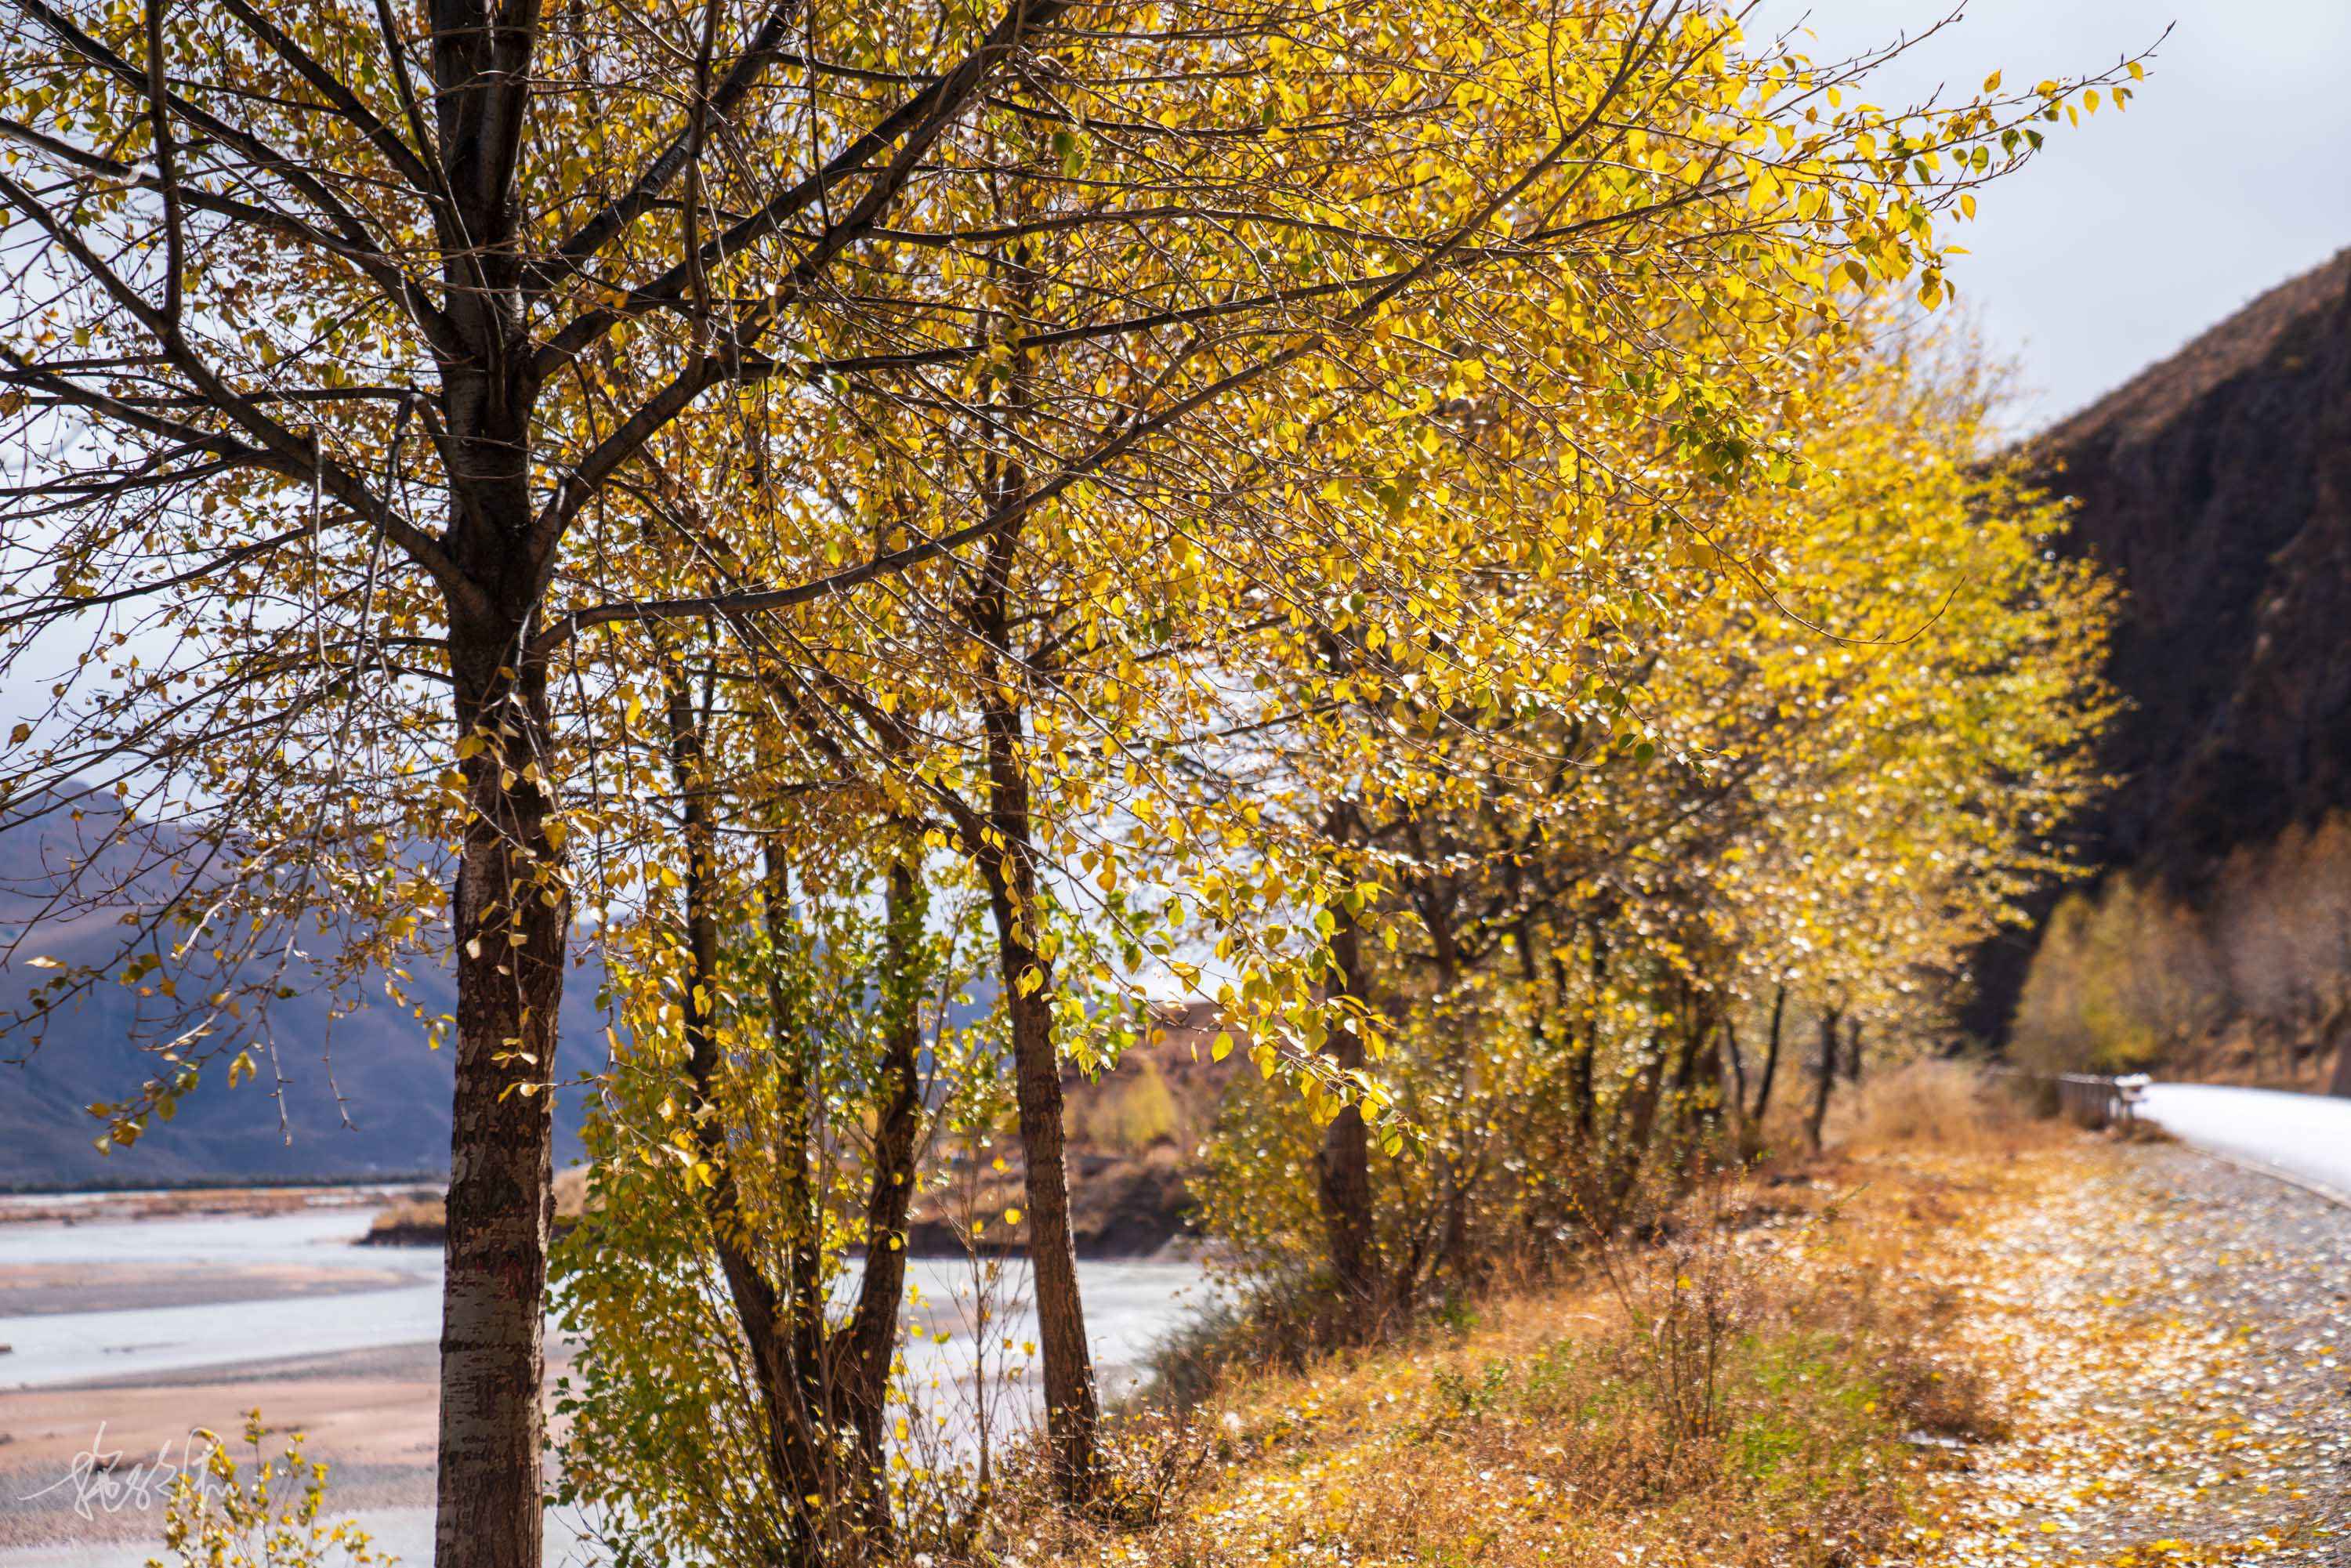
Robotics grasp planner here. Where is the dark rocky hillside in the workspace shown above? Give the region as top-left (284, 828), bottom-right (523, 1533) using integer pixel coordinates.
top-left (1968, 246), bottom-right (2351, 1037)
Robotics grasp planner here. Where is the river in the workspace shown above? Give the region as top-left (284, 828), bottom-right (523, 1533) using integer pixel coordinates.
top-left (0, 1197), bottom-right (1210, 1567)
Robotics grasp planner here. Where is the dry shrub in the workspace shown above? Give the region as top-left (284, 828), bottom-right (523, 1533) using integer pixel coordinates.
top-left (1752, 1087), bottom-right (1819, 1162)
top-left (1832, 1059), bottom-right (2030, 1151)
top-left (2006, 815), bottom-right (2351, 1089)
top-left (358, 1191), bottom-right (444, 1243)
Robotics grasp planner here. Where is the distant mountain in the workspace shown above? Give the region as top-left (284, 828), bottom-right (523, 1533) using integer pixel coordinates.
top-left (1966, 247), bottom-right (2351, 1037)
top-left (0, 797), bottom-right (607, 1189)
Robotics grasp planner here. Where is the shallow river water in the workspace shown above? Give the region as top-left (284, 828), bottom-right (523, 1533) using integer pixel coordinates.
top-left (0, 1199), bottom-right (1210, 1567)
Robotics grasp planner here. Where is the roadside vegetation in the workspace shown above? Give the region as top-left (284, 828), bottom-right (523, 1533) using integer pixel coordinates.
top-left (1002, 1065), bottom-right (2041, 1568)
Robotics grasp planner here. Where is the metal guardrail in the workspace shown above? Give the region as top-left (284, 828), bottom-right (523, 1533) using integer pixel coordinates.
top-left (1987, 1067), bottom-right (2150, 1128)
top-left (2052, 1072), bottom-right (2150, 1128)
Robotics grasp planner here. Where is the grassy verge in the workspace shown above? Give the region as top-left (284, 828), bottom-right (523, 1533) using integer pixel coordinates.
top-left (1002, 1070), bottom-right (2054, 1568)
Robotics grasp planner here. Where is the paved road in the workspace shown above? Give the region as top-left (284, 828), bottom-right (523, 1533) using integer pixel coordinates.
top-left (2136, 1081), bottom-right (2351, 1200)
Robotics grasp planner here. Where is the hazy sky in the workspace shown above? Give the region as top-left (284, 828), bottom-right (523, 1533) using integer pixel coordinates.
top-left (1771, 0), bottom-right (2351, 433)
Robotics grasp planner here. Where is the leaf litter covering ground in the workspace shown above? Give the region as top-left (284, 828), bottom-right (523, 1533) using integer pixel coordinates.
top-left (1903, 1142), bottom-right (2349, 1567)
top-left (1029, 1139), bottom-right (2346, 1568)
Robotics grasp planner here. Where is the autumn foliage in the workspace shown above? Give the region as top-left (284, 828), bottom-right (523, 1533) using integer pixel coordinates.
top-left (0, 0), bottom-right (2150, 1562)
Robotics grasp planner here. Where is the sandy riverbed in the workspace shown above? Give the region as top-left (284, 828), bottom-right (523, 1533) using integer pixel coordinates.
top-left (0, 1192), bottom-right (1202, 1563)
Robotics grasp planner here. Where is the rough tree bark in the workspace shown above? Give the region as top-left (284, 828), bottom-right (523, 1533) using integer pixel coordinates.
top-left (437, 610), bottom-right (568, 1568)
top-left (426, 12), bottom-right (571, 1559)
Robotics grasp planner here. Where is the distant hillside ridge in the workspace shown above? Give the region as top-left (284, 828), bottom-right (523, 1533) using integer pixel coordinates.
top-left (0, 792), bottom-right (607, 1189)
top-left (1968, 246), bottom-right (2351, 1038)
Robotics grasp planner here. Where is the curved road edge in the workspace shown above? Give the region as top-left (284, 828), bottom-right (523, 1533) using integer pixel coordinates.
top-left (2135, 1081), bottom-right (2351, 1208)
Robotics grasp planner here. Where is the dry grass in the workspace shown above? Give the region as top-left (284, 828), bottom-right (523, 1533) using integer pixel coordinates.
top-left (1829, 1058), bottom-right (2048, 1153)
top-left (988, 1153), bottom-right (2014, 1568)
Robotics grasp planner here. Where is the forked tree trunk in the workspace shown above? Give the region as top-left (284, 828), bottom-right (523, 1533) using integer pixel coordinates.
top-left (437, 624), bottom-right (567, 1568)
top-left (666, 683), bottom-right (827, 1566)
top-left (763, 848), bottom-right (832, 1551)
top-left (668, 709), bottom-right (928, 1560)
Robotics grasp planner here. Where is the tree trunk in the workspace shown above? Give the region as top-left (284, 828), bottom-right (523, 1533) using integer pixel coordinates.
top-left (436, 626), bottom-right (567, 1568)
top-left (668, 683), bottom-right (824, 1566)
top-left (1315, 896), bottom-right (1379, 1312)
top-left (1421, 900), bottom-right (1475, 1289)
top-left (1605, 1031), bottom-right (1672, 1218)
top-left (1561, 923), bottom-right (1610, 1139)
top-left (1751, 985), bottom-right (1786, 1121)
top-left (1805, 1006), bottom-right (1842, 1153)
top-left (1693, 1012), bottom-right (1727, 1135)
top-left (1668, 987), bottom-right (1706, 1095)
top-left (1842, 1016), bottom-right (1866, 1083)
top-left (977, 697), bottom-right (1099, 1505)
top-left (2331, 1023), bottom-right (2351, 1099)
top-left (763, 846), bottom-right (831, 1548)
top-left (963, 245), bottom-right (1098, 1501)
top-left (839, 842), bottom-right (929, 1535)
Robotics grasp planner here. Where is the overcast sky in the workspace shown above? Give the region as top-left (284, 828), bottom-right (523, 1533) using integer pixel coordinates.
top-left (1771, 0), bottom-right (2351, 433)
